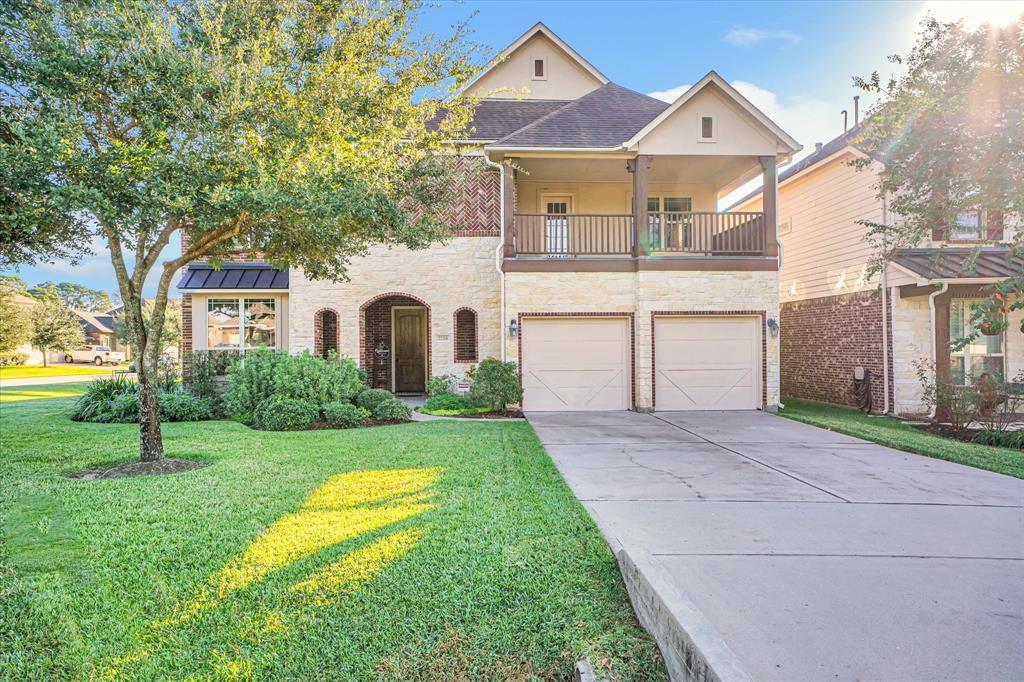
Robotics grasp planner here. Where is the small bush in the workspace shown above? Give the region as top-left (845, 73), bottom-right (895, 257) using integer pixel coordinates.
top-left (356, 388), bottom-right (393, 413)
top-left (109, 392), bottom-right (140, 422)
top-left (253, 396), bottom-right (318, 431)
top-left (426, 374), bottom-right (457, 397)
top-left (72, 376), bottom-right (138, 422)
top-left (424, 392), bottom-right (475, 412)
top-left (0, 351), bottom-right (28, 367)
top-left (467, 358), bottom-right (522, 411)
top-left (323, 401), bottom-right (370, 429)
top-left (159, 390), bottom-right (213, 422)
top-left (185, 350), bottom-right (228, 417)
top-left (372, 397), bottom-right (411, 422)
top-left (974, 429), bottom-right (1024, 449)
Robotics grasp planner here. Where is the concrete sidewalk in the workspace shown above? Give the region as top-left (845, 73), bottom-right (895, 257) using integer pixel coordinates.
top-left (528, 410), bottom-right (1024, 681)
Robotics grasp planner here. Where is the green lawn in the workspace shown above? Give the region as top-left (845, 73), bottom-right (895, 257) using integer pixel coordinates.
top-left (0, 387), bottom-right (664, 680)
top-left (780, 398), bottom-right (1024, 479)
top-left (0, 382), bottom-right (90, 403)
top-left (0, 364), bottom-right (130, 380)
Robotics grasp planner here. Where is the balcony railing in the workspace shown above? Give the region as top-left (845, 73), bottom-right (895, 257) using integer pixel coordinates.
top-left (512, 211), bottom-right (767, 257)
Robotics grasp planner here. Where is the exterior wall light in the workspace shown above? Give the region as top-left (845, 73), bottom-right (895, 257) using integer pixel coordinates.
top-left (508, 319), bottom-right (519, 338)
top-left (767, 318), bottom-right (779, 338)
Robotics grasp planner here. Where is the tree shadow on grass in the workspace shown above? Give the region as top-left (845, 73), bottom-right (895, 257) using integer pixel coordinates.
top-left (102, 467), bottom-right (441, 679)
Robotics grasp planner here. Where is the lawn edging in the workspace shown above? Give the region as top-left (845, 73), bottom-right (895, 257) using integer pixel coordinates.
top-left (779, 398), bottom-right (1023, 479)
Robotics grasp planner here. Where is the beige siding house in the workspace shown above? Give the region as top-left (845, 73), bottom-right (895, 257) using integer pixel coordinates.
top-left (733, 131), bottom-right (1023, 415)
top-left (180, 22), bottom-right (801, 411)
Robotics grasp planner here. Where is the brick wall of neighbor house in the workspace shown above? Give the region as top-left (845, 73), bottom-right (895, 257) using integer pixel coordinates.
top-left (504, 270), bottom-right (781, 409)
top-left (779, 290), bottom-right (893, 411)
top-left (289, 237), bottom-right (502, 382)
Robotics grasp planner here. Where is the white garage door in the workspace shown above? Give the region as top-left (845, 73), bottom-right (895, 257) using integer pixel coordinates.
top-left (655, 316), bottom-right (760, 410)
top-left (522, 317), bottom-right (630, 411)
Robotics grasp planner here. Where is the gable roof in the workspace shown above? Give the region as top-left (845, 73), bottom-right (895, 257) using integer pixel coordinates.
top-left (490, 83), bottom-right (669, 149)
top-left (623, 72), bottom-right (801, 153)
top-left (74, 309), bottom-right (114, 335)
top-left (457, 22), bottom-right (608, 99)
top-left (427, 99), bottom-right (572, 142)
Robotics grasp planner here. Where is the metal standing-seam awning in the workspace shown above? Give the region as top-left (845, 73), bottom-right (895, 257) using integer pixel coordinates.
top-left (176, 263), bottom-right (289, 291)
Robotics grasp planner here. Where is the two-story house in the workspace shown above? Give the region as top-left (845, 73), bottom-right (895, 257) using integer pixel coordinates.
top-left (731, 127), bottom-right (1023, 416)
top-left (178, 22), bottom-right (801, 412)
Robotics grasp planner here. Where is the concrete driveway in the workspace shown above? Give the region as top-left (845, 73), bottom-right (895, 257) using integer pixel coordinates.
top-left (528, 410), bottom-right (1024, 682)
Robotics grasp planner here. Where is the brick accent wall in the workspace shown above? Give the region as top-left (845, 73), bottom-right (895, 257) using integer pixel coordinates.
top-left (314, 308), bottom-right (339, 359)
top-left (780, 290), bottom-right (893, 411)
top-left (181, 293), bottom-right (193, 376)
top-left (359, 293), bottom-right (431, 390)
top-left (407, 156), bottom-right (500, 237)
top-left (453, 307), bottom-right (478, 362)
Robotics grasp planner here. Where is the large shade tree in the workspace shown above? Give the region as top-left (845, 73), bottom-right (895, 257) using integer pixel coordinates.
top-left (0, 0), bottom-right (478, 461)
top-left (854, 15), bottom-right (1024, 336)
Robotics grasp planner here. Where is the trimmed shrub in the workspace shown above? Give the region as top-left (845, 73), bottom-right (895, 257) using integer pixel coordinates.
top-left (356, 388), bottom-right (393, 413)
top-left (253, 396), bottom-right (318, 431)
top-left (159, 390), bottom-right (213, 422)
top-left (0, 351), bottom-right (28, 367)
top-left (426, 374), bottom-right (457, 397)
top-left (424, 392), bottom-right (475, 412)
top-left (224, 349), bottom-right (363, 425)
top-left (323, 401), bottom-right (370, 429)
top-left (974, 429), bottom-right (1024, 449)
top-left (467, 358), bottom-right (522, 411)
top-left (372, 397), bottom-right (411, 422)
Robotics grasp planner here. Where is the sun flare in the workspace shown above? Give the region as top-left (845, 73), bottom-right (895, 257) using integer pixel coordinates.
top-left (917, 1), bottom-right (1024, 29)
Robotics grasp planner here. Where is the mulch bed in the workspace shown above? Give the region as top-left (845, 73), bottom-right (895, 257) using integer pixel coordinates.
top-left (450, 410), bottom-right (524, 419)
top-left (914, 423), bottom-right (981, 444)
top-left (68, 457), bottom-right (206, 480)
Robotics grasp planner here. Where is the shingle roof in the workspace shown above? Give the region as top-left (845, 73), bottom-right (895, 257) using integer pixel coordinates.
top-left (176, 263), bottom-right (289, 291)
top-left (74, 310), bottom-right (114, 335)
top-left (892, 248), bottom-right (1024, 280)
top-left (492, 83), bottom-right (669, 148)
top-left (428, 99), bottom-right (572, 141)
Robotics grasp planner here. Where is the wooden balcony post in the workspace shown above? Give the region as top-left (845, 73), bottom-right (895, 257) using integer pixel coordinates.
top-left (502, 163), bottom-right (516, 258)
top-left (627, 155), bottom-right (652, 257)
top-left (760, 156), bottom-right (779, 258)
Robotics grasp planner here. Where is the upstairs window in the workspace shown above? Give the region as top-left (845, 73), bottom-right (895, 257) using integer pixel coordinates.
top-left (950, 211), bottom-right (984, 240)
top-left (532, 57), bottom-right (547, 81)
top-left (454, 308), bottom-right (478, 362)
top-left (698, 114), bottom-right (716, 142)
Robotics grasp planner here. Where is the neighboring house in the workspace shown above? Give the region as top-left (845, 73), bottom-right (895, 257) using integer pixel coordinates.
top-left (73, 308), bottom-right (133, 358)
top-left (178, 22), bottom-right (800, 411)
top-left (730, 128), bottom-right (1022, 416)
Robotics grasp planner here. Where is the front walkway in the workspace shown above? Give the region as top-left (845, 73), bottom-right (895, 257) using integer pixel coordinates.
top-left (527, 410), bottom-right (1024, 681)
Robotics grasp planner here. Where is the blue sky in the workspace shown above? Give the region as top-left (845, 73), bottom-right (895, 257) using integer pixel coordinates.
top-left (3, 0), bottom-right (1018, 298)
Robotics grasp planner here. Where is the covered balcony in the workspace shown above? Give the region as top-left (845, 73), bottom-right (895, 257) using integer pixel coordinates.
top-left (498, 153), bottom-right (779, 270)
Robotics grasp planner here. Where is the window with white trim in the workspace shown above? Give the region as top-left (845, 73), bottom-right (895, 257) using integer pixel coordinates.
top-left (949, 299), bottom-right (1004, 384)
top-left (531, 57), bottom-right (547, 80)
top-left (207, 297), bottom-right (276, 351)
top-left (698, 114), bottom-right (716, 142)
top-left (950, 210), bottom-right (984, 240)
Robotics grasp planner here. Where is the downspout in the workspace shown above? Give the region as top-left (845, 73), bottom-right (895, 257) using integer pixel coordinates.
top-left (927, 281), bottom-right (949, 418)
top-left (483, 152), bottom-right (506, 362)
top-left (880, 195), bottom-right (890, 415)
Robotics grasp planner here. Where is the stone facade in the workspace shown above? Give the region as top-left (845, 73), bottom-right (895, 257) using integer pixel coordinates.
top-left (288, 237), bottom-right (502, 383)
top-left (504, 269), bottom-right (780, 410)
top-left (779, 290), bottom-right (893, 412)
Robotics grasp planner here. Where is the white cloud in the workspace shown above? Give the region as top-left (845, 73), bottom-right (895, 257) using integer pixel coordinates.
top-left (724, 26), bottom-right (801, 47)
top-left (647, 84), bottom-right (691, 103)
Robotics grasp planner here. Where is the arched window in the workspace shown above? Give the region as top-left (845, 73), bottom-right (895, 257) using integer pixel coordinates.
top-left (453, 308), bottom-right (478, 363)
top-left (314, 308), bottom-right (339, 359)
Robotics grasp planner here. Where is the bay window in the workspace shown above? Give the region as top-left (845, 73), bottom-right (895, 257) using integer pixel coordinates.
top-left (207, 297), bottom-right (277, 352)
top-left (949, 299), bottom-right (1004, 384)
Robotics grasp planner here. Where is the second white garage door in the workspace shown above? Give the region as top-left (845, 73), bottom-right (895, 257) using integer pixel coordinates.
top-left (655, 316), bottom-right (760, 410)
top-left (522, 317), bottom-right (630, 411)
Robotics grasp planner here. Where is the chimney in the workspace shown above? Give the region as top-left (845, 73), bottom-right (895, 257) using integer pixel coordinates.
top-left (842, 110), bottom-right (848, 132)
top-left (815, 142), bottom-right (823, 153)
top-left (854, 96), bottom-right (860, 126)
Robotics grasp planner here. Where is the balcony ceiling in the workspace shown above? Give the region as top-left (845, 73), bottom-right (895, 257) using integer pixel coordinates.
top-left (514, 155), bottom-right (762, 192)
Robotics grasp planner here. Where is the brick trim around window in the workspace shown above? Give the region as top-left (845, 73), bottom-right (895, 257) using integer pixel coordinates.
top-left (313, 307), bottom-right (340, 359)
top-left (453, 307), bottom-right (479, 362)
top-left (516, 312), bottom-right (636, 409)
top-left (650, 310), bottom-right (768, 409)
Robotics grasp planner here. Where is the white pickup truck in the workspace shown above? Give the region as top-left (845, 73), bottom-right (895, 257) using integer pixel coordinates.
top-left (65, 345), bottom-right (126, 366)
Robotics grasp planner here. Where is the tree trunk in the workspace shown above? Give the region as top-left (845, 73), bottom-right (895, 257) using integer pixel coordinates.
top-left (137, 363), bottom-right (165, 461)
top-left (42, 350), bottom-right (48, 367)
